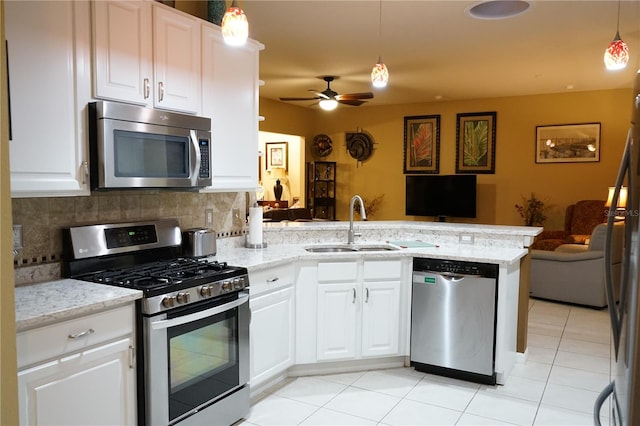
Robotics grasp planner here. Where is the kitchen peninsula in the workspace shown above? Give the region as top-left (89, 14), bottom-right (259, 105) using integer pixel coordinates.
top-left (15, 220), bottom-right (539, 418)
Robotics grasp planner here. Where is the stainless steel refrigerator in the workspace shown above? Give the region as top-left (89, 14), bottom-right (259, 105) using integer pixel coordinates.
top-left (594, 72), bottom-right (640, 425)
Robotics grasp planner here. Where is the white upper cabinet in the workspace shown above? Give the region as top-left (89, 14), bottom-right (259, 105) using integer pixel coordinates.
top-left (201, 26), bottom-right (264, 192)
top-left (92, 1), bottom-right (202, 114)
top-left (92, 1), bottom-right (153, 104)
top-left (6, 0), bottom-right (92, 197)
top-left (152, 4), bottom-right (201, 113)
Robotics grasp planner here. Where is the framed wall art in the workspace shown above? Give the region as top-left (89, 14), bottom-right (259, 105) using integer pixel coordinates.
top-left (535, 123), bottom-right (600, 163)
top-left (455, 111), bottom-right (497, 174)
top-left (265, 142), bottom-right (288, 171)
top-left (403, 115), bottom-right (440, 174)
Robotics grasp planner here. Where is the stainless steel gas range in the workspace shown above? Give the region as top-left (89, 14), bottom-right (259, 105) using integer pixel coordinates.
top-left (63, 219), bottom-right (250, 426)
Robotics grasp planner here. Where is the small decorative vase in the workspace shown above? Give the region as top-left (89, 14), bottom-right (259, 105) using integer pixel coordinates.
top-left (207, 0), bottom-right (226, 25)
top-left (274, 179), bottom-right (283, 201)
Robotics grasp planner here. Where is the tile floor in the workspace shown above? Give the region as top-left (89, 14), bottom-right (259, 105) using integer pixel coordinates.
top-left (242, 298), bottom-right (612, 425)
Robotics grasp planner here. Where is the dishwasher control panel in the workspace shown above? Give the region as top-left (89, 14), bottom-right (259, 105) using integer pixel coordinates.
top-left (413, 258), bottom-right (498, 278)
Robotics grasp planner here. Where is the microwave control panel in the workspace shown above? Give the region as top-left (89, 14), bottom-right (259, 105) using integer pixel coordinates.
top-left (199, 139), bottom-right (210, 178)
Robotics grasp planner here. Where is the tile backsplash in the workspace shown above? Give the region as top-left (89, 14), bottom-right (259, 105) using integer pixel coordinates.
top-left (12, 190), bottom-right (246, 283)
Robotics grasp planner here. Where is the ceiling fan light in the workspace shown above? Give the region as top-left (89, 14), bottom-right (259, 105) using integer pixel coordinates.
top-left (604, 32), bottom-right (629, 70)
top-left (221, 1), bottom-right (248, 46)
top-left (319, 99), bottom-right (338, 111)
top-left (371, 60), bottom-right (389, 88)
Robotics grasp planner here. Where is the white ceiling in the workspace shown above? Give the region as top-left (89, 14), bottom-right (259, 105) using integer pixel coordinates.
top-left (242, 0), bottom-right (640, 108)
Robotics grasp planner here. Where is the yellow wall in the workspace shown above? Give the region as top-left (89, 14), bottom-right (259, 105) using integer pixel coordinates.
top-left (1, 0), bottom-right (19, 422)
top-left (260, 89), bottom-right (632, 227)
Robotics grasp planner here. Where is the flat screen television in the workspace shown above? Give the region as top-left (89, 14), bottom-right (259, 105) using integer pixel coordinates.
top-left (405, 175), bottom-right (477, 219)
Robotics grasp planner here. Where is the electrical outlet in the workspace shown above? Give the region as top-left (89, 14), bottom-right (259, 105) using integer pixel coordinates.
top-left (232, 208), bottom-right (242, 227)
top-left (205, 209), bottom-right (214, 227)
top-left (459, 234), bottom-right (474, 245)
top-left (12, 225), bottom-right (23, 250)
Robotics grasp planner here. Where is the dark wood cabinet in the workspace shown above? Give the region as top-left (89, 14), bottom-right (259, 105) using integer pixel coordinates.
top-left (306, 162), bottom-right (336, 220)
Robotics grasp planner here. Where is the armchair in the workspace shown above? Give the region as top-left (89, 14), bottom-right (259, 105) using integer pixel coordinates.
top-left (529, 222), bottom-right (623, 307)
top-left (530, 200), bottom-right (606, 251)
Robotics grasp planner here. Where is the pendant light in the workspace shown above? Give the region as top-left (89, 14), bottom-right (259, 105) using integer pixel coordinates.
top-left (221, 0), bottom-right (249, 46)
top-left (604, 0), bottom-right (629, 70)
top-left (371, 0), bottom-right (389, 88)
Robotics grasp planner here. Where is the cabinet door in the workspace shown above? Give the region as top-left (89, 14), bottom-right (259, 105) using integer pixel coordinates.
top-left (152, 4), bottom-right (201, 113)
top-left (18, 338), bottom-right (136, 426)
top-left (317, 283), bottom-right (358, 361)
top-left (93, 0), bottom-right (153, 105)
top-left (202, 26), bottom-right (261, 191)
top-left (6, 0), bottom-right (91, 197)
top-left (249, 287), bottom-right (294, 387)
top-left (361, 281), bottom-right (401, 358)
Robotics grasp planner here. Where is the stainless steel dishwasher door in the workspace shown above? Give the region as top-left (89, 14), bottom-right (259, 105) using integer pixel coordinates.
top-left (410, 270), bottom-right (497, 380)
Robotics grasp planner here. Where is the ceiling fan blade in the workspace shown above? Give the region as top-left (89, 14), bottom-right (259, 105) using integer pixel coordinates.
top-left (279, 96), bottom-right (321, 101)
top-left (336, 92), bottom-right (374, 101)
top-left (337, 99), bottom-right (366, 106)
top-left (309, 90), bottom-right (330, 99)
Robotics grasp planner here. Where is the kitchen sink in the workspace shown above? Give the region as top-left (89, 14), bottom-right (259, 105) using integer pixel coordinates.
top-left (305, 243), bottom-right (400, 253)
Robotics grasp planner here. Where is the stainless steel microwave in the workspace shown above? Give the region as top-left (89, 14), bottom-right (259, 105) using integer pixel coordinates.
top-left (88, 101), bottom-right (212, 190)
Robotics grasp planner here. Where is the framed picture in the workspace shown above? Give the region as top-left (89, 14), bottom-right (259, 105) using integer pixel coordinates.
top-left (535, 123), bottom-right (601, 163)
top-left (456, 111), bottom-right (497, 174)
top-left (266, 142), bottom-right (288, 171)
top-left (403, 115), bottom-right (440, 174)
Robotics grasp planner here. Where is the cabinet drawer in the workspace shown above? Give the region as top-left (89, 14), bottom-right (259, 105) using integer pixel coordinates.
top-left (364, 260), bottom-right (402, 281)
top-left (17, 304), bottom-right (134, 369)
top-left (318, 261), bottom-right (358, 282)
top-left (249, 263), bottom-right (294, 296)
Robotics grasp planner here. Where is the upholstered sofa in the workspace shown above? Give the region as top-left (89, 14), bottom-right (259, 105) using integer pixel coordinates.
top-left (529, 222), bottom-right (623, 308)
top-left (530, 200), bottom-right (606, 251)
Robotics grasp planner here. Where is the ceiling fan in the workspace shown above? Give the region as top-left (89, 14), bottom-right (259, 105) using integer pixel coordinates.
top-left (279, 76), bottom-right (373, 110)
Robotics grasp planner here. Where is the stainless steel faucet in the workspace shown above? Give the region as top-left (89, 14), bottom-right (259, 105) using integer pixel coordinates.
top-left (348, 195), bottom-right (367, 244)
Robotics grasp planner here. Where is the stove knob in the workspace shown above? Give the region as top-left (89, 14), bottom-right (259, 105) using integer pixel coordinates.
top-left (222, 282), bottom-right (233, 292)
top-left (162, 296), bottom-right (176, 308)
top-left (200, 285), bottom-right (213, 298)
top-left (234, 279), bottom-right (243, 290)
top-left (176, 292), bottom-right (190, 304)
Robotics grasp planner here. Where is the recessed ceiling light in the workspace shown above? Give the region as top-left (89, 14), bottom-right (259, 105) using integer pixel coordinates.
top-left (467, 1), bottom-right (531, 20)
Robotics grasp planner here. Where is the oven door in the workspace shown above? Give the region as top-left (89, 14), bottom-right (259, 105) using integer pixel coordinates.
top-left (144, 290), bottom-right (249, 426)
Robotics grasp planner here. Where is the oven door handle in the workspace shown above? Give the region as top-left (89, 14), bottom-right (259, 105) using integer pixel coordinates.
top-left (150, 292), bottom-right (249, 330)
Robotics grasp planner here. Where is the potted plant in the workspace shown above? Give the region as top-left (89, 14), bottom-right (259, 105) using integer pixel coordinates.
top-left (515, 193), bottom-right (547, 226)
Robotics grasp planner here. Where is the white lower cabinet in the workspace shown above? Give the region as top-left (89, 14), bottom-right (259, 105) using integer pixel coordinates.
top-left (249, 287), bottom-right (294, 387)
top-left (249, 264), bottom-right (295, 388)
top-left (16, 305), bottom-right (136, 426)
top-left (316, 260), bottom-right (402, 362)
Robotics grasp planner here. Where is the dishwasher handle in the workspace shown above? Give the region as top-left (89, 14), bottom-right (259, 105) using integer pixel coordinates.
top-left (413, 271), bottom-right (471, 283)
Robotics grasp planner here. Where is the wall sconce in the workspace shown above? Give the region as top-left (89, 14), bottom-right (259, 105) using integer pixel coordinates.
top-left (606, 186), bottom-right (628, 219)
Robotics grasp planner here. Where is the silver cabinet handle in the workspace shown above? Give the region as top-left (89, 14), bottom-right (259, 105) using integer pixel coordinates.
top-left (352, 288), bottom-right (356, 303)
top-left (80, 161), bottom-right (88, 185)
top-left (267, 277), bottom-right (279, 283)
top-left (128, 345), bottom-right (135, 369)
top-left (365, 287), bottom-right (370, 303)
top-left (68, 328), bottom-right (94, 340)
top-left (143, 78), bottom-right (150, 99)
top-left (158, 81), bottom-right (164, 102)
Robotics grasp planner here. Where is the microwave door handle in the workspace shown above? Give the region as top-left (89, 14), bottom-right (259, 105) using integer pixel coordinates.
top-left (189, 129), bottom-right (201, 186)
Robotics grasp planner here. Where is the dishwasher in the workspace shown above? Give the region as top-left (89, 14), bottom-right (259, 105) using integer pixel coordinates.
top-left (410, 258), bottom-right (498, 385)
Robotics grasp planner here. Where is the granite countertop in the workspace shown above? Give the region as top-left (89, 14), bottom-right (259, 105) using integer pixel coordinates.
top-left (210, 241), bottom-right (529, 272)
top-left (15, 279), bottom-right (142, 332)
top-left (15, 221), bottom-right (536, 331)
